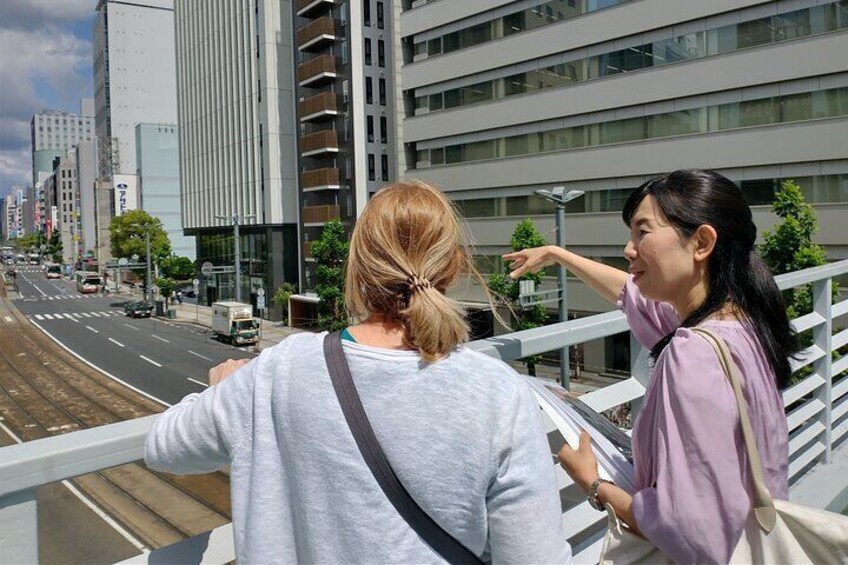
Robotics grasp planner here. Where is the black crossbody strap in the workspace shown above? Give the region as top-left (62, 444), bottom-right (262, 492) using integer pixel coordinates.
top-left (324, 332), bottom-right (484, 565)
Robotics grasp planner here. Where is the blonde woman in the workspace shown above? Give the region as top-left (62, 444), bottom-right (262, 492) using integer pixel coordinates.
top-left (146, 181), bottom-right (571, 564)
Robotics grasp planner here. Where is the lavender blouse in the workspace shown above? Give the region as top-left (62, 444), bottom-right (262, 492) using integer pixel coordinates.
top-left (619, 277), bottom-right (789, 563)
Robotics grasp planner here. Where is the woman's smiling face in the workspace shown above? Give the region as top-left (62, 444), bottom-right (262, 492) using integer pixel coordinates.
top-left (624, 195), bottom-right (701, 305)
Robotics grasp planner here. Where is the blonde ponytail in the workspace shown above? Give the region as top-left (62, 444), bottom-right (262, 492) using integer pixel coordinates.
top-left (345, 181), bottom-right (477, 361)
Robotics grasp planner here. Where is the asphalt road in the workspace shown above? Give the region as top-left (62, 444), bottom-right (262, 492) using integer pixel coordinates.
top-left (11, 267), bottom-right (254, 405)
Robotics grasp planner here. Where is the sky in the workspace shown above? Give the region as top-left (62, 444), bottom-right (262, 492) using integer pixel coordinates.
top-left (0, 0), bottom-right (99, 199)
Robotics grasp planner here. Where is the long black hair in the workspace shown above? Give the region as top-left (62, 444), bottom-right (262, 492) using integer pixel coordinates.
top-left (622, 169), bottom-right (797, 388)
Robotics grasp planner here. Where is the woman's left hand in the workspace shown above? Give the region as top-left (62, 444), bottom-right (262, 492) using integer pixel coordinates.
top-left (558, 430), bottom-right (601, 492)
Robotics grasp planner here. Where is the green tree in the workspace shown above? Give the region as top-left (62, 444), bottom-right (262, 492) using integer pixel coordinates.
top-left (272, 282), bottom-right (298, 325)
top-left (160, 255), bottom-right (196, 280)
top-left (312, 220), bottom-right (349, 332)
top-left (156, 276), bottom-right (177, 307)
top-left (760, 180), bottom-right (839, 383)
top-left (109, 210), bottom-right (172, 268)
top-left (487, 218), bottom-right (549, 375)
top-left (47, 230), bottom-right (62, 263)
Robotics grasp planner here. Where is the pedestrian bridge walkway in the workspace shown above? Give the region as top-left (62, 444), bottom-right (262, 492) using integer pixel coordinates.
top-left (2, 260), bottom-right (847, 563)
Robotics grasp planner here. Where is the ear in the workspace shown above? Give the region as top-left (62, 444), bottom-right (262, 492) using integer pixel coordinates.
top-left (692, 224), bottom-right (717, 262)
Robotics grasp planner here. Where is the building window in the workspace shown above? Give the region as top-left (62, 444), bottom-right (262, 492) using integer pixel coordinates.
top-left (378, 78), bottom-right (386, 105)
top-left (380, 116), bottom-right (387, 143)
top-left (366, 77), bottom-right (373, 104)
top-left (367, 115), bottom-right (374, 142)
top-left (377, 39), bottom-right (385, 67)
top-left (364, 0), bottom-right (371, 26)
top-left (368, 153), bottom-right (375, 181)
top-left (365, 38), bottom-right (372, 65)
top-left (381, 154), bottom-right (389, 181)
top-left (377, 2), bottom-right (385, 29)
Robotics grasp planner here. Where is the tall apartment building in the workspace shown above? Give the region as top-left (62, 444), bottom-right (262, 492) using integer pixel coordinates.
top-left (293, 0), bottom-right (400, 291)
top-left (136, 123), bottom-right (195, 259)
top-left (75, 141), bottom-right (98, 257)
top-left (400, 0), bottom-right (848, 373)
top-left (93, 0), bottom-right (177, 177)
top-left (175, 0), bottom-right (299, 309)
top-left (30, 100), bottom-right (95, 193)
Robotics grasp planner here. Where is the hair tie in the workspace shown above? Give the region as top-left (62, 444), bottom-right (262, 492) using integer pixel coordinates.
top-left (406, 275), bottom-right (432, 295)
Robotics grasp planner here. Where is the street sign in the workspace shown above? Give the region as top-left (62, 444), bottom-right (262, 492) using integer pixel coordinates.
top-left (192, 278), bottom-right (199, 288)
top-left (257, 288), bottom-right (265, 297)
top-left (203, 266), bottom-right (235, 274)
top-left (200, 261), bottom-right (214, 276)
top-left (257, 296), bottom-right (266, 310)
top-left (118, 257), bottom-right (128, 266)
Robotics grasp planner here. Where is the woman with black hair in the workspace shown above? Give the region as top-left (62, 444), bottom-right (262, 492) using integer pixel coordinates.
top-left (505, 169), bottom-right (797, 563)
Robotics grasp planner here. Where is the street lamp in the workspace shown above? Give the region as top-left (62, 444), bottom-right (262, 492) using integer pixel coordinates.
top-left (215, 213), bottom-right (256, 303)
top-left (535, 186), bottom-right (585, 389)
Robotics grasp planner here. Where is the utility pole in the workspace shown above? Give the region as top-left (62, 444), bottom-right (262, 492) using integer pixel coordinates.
top-left (145, 225), bottom-right (152, 303)
top-left (215, 213), bottom-right (256, 303)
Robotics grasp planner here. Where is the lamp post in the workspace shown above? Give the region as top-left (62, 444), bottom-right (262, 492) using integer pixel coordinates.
top-left (215, 213), bottom-right (256, 303)
top-left (534, 186), bottom-right (585, 389)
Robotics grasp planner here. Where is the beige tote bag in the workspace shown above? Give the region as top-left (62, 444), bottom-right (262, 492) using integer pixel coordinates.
top-left (598, 328), bottom-right (848, 564)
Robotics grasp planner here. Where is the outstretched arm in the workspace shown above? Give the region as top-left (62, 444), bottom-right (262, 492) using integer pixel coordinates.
top-left (504, 245), bottom-right (628, 304)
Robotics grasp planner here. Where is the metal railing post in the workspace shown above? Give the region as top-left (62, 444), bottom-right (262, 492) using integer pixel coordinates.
top-left (629, 333), bottom-right (650, 418)
top-left (0, 488), bottom-right (38, 562)
top-left (812, 278), bottom-right (833, 463)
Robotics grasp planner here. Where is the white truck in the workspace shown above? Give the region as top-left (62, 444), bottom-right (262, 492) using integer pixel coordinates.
top-left (211, 301), bottom-right (260, 345)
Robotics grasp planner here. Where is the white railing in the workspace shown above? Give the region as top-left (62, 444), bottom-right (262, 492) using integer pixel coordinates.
top-left (1, 260), bottom-right (846, 563)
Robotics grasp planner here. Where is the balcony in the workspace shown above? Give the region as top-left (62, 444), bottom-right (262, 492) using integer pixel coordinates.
top-left (296, 0), bottom-right (335, 17)
top-left (297, 54), bottom-right (336, 87)
top-left (302, 204), bottom-right (340, 225)
top-left (299, 130), bottom-right (339, 157)
top-left (2, 260), bottom-right (847, 563)
top-left (298, 92), bottom-right (339, 122)
top-left (296, 16), bottom-right (337, 52)
top-left (301, 167), bottom-right (341, 192)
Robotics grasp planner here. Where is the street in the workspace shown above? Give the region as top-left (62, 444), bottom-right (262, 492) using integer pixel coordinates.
top-left (11, 267), bottom-right (254, 405)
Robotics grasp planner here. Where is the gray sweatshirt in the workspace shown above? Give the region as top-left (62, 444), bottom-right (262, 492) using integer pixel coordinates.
top-left (145, 332), bottom-right (571, 564)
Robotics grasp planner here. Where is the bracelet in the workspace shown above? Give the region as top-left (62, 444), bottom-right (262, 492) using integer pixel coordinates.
top-left (587, 477), bottom-right (614, 511)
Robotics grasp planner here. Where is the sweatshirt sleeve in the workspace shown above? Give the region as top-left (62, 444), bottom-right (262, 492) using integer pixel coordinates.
top-left (616, 275), bottom-right (680, 349)
top-left (144, 356), bottom-right (259, 475)
top-left (631, 331), bottom-right (751, 563)
top-left (486, 380), bottom-right (572, 564)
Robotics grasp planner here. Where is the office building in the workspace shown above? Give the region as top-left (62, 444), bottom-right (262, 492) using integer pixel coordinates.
top-left (399, 0), bottom-right (848, 371)
top-left (293, 0), bottom-right (400, 292)
top-left (75, 141), bottom-right (99, 258)
top-left (30, 101), bottom-right (95, 189)
top-left (93, 0), bottom-right (177, 177)
top-left (136, 123), bottom-right (195, 260)
top-left (174, 0), bottom-right (299, 309)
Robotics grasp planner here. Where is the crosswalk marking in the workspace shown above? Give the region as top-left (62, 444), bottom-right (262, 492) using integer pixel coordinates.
top-left (90, 312), bottom-right (101, 317)
top-left (35, 314), bottom-right (44, 320)
top-left (73, 313), bottom-right (82, 318)
top-left (81, 313), bottom-right (92, 318)
top-left (43, 314), bottom-right (55, 320)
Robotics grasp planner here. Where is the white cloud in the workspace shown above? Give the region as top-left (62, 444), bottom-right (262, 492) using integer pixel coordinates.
top-left (1, 0), bottom-right (97, 31)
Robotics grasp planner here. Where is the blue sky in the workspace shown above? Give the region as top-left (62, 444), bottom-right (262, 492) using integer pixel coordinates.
top-left (0, 0), bottom-right (99, 199)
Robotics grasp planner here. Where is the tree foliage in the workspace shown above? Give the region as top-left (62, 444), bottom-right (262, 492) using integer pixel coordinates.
top-left (487, 219), bottom-right (549, 375)
top-left (109, 210), bottom-right (171, 266)
top-left (156, 276), bottom-right (176, 304)
top-left (272, 282), bottom-right (298, 325)
top-left (160, 255), bottom-right (196, 280)
top-left (48, 230), bottom-right (63, 263)
top-left (312, 220), bottom-right (349, 331)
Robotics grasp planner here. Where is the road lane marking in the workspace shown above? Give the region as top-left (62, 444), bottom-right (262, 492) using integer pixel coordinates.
top-left (188, 350), bottom-right (213, 361)
top-left (35, 314), bottom-right (45, 320)
top-left (90, 312), bottom-right (102, 317)
top-left (67, 317), bottom-right (79, 324)
top-left (86, 326), bottom-right (99, 334)
top-left (123, 323), bottom-right (139, 330)
top-left (139, 355), bottom-right (162, 367)
top-left (73, 313), bottom-right (83, 318)
top-left (187, 378), bottom-right (209, 387)
top-left (81, 312), bottom-right (92, 318)
top-left (108, 338), bottom-right (125, 347)
top-left (152, 334), bottom-right (170, 343)
top-left (43, 314), bottom-right (55, 320)
top-left (100, 311), bottom-right (112, 316)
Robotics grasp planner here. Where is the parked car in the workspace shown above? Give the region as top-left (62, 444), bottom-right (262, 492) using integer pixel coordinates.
top-left (124, 301), bottom-right (154, 318)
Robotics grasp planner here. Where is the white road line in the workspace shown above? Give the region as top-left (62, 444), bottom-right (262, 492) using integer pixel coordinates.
top-left (81, 312), bottom-right (92, 318)
top-left (67, 316), bottom-right (79, 324)
top-left (108, 338), bottom-right (125, 348)
top-left (35, 314), bottom-right (45, 320)
top-left (100, 311), bottom-right (112, 316)
top-left (151, 334), bottom-right (170, 343)
top-left (139, 355), bottom-right (161, 367)
top-left (86, 325), bottom-right (99, 334)
top-left (188, 350), bottom-right (213, 361)
top-left (73, 313), bottom-right (83, 318)
top-left (187, 378), bottom-right (209, 388)
top-left (0, 419), bottom-right (148, 553)
top-left (90, 312), bottom-right (102, 317)
top-left (123, 323), bottom-right (138, 330)
top-left (43, 313), bottom-right (55, 320)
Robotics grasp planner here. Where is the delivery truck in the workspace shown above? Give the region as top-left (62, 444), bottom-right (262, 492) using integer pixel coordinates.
top-left (211, 301), bottom-right (260, 345)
